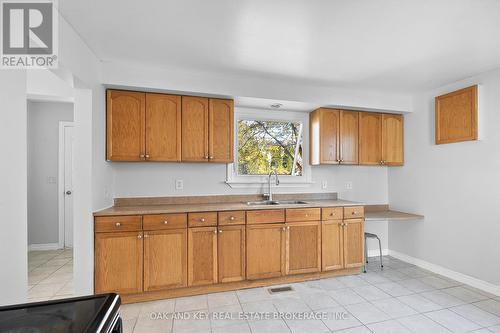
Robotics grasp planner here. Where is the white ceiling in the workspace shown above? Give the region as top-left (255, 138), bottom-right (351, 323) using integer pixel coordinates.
top-left (59, 0), bottom-right (500, 93)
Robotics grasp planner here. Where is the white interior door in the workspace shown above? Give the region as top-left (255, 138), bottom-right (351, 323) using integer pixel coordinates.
top-left (64, 125), bottom-right (74, 248)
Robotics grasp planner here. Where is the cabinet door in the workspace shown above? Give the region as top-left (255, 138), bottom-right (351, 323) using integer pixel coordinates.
top-left (188, 227), bottom-right (218, 286)
top-left (106, 90), bottom-right (145, 161)
top-left (339, 111), bottom-right (359, 165)
top-left (182, 96), bottom-right (209, 162)
top-left (209, 99), bottom-right (234, 163)
top-left (95, 231), bottom-right (143, 294)
top-left (246, 224), bottom-right (285, 280)
top-left (343, 219), bottom-right (364, 268)
top-left (321, 220), bottom-right (344, 271)
top-left (144, 229), bottom-right (187, 292)
top-left (285, 221), bottom-right (321, 275)
top-left (218, 225), bottom-right (245, 283)
top-left (311, 108), bottom-right (340, 164)
top-left (359, 112), bottom-right (382, 165)
top-left (382, 114), bottom-right (404, 166)
top-left (145, 93), bottom-right (181, 161)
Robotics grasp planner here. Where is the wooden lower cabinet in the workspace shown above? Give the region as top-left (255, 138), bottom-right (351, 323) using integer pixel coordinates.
top-left (344, 219), bottom-right (365, 268)
top-left (321, 220), bottom-right (344, 271)
top-left (217, 225), bottom-right (245, 283)
top-left (246, 224), bottom-right (286, 280)
top-left (285, 221), bottom-right (321, 275)
top-left (95, 231), bottom-right (143, 294)
top-left (188, 227), bottom-right (218, 286)
top-left (144, 229), bottom-right (187, 292)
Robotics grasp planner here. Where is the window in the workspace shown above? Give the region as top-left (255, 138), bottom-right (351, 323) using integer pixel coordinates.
top-left (237, 120), bottom-right (303, 176)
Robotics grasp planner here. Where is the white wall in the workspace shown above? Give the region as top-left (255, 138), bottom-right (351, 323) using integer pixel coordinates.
top-left (0, 70), bottom-right (28, 305)
top-left (27, 101), bottom-right (73, 246)
top-left (388, 68), bottom-right (500, 286)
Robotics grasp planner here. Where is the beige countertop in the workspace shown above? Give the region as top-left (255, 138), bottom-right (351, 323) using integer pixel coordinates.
top-left (365, 210), bottom-right (424, 221)
top-left (93, 199), bottom-right (363, 217)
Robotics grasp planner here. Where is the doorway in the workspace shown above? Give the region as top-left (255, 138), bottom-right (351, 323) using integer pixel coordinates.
top-left (27, 101), bottom-right (75, 301)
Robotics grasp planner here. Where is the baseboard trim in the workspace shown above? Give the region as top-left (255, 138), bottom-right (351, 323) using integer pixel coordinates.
top-left (367, 249), bottom-right (389, 257)
top-left (28, 243), bottom-right (61, 251)
top-left (389, 250), bottom-right (500, 297)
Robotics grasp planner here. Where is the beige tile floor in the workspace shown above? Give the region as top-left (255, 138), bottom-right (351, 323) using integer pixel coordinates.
top-left (120, 256), bottom-right (500, 333)
top-left (28, 248), bottom-right (74, 302)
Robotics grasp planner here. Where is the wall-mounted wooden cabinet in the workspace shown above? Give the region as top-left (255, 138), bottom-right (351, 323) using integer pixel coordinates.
top-left (182, 97), bottom-right (234, 163)
top-left (435, 85), bottom-right (477, 145)
top-left (106, 90), bottom-right (233, 163)
top-left (358, 112), bottom-right (403, 166)
top-left (311, 108), bottom-right (403, 166)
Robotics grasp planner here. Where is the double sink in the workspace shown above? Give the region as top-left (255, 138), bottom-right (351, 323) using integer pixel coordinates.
top-left (246, 200), bottom-right (309, 206)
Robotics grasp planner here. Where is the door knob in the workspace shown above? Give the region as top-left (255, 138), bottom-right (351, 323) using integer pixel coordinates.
top-left (66, 190), bottom-right (72, 195)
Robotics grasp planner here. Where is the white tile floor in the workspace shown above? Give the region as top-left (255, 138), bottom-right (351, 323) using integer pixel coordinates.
top-left (120, 256), bottom-right (500, 333)
top-left (28, 248), bottom-right (74, 302)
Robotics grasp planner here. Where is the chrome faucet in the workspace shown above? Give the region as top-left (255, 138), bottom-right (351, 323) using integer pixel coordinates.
top-left (266, 170), bottom-right (280, 201)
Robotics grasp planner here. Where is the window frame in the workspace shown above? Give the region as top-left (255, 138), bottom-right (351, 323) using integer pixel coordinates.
top-left (226, 107), bottom-right (313, 188)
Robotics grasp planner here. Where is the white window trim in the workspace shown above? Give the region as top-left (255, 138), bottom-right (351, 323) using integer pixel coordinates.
top-left (226, 107), bottom-right (313, 189)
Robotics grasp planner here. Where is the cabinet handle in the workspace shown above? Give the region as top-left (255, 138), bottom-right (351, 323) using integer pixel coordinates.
top-left (115, 222), bottom-right (121, 227)
top-left (286, 226), bottom-right (290, 231)
top-left (229, 216), bottom-right (235, 221)
top-left (281, 227), bottom-right (286, 231)
top-left (218, 230), bottom-right (222, 234)
top-left (330, 213), bottom-right (334, 216)
top-left (200, 218), bottom-right (206, 222)
top-left (137, 234), bottom-right (142, 239)
top-left (209, 156), bottom-right (214, 160)
top-left (213, 230), bottom-right (218, 234)
top-left (145, 154), bottom-right (150, 159)
top-left (352, 211), bottom-right (356, 215)
top-left (163, 220), bottom-right (168, 225)
top-left (204, 155), bottom-right (209, 159)
top-left (144, 234), bottom-right (149, 238)
top-left (140, 154), bottom-right (145, 159)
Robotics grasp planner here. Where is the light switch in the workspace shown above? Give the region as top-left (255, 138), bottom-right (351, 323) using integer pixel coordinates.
top-left (345, 181), bottom-right (353, 190)
top-left (321, 180), bottom-right (328, 189)
top-left (175, 179), bottom-right (184, 190)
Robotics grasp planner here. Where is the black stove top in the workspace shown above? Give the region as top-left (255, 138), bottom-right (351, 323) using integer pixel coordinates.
top-left (0, 294), bottom-right (121, 333)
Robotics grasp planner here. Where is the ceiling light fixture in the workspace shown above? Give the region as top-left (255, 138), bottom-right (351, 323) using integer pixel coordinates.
top-left (270, 103), bottom-right (283, 109)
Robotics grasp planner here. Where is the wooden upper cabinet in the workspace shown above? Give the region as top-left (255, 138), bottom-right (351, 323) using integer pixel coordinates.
top-left (435, 85), bottom-right (478, 145)
top-left (359, 112), bottom-right (382, 165)
top-left (145, 93), bottom-right (181, 161)
top-left (339, 111), bottom-right (359, 164)
top-left (143, 229), bottom-right (187, 292)
top-left (246, 224), bottom-right (285, 280)
top-left (209, 99), bottom-right (234, 163)
top-left (182, 96), bottom-right (209, 162)
top-left (382, 114), bottom-right (404, 166)
top-left (218, 225), bottom-right (245, 283)
top-left (95, 231), bottom-right (143, 294)
top-left (188, 227), bottom-right (218, 286)
top-left (106, 90), bottom-right (145, 161)
top-left (343, 219), bottom-right (364, 268)
top-left (310, 108), bottom-right (340, 165)
top-left (285, 221), bottom-right (321, 275)
top-left (321, 220), bottom-right (344, 271)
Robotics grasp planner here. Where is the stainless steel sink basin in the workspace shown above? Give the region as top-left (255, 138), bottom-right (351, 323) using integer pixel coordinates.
top-left (245, 200), bottom-right (309, 206)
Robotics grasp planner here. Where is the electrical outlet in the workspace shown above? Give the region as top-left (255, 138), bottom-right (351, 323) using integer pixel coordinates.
top-left (175, 179), bottom-right (184, 190)
top-left (47, 176), bottom-right (56, 184)
top-left (321, 180), bottom-right (328, 189)
top-left (344, 181), bottom-right (353, 190)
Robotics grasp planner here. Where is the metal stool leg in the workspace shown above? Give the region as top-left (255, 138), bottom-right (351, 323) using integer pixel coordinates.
top-left (377, 235), bottom-right (383, 269)
top-left (363, 235), bottom-right (367, 273)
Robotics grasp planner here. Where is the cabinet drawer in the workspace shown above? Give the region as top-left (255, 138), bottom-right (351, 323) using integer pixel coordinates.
top-left (188, 212), bottom-right (218, 227)
top-left (286, 208), bottom-right (321, 222)
top-left (95, 216), bottom-right (142, 233)
top-left (322, 207), bottom-right (344, 220)
top-left (143, 213), bottom-right (187, 230)
top-left (246, 209), bottom-right (285, 224)
top-left (218, 211), bottom-right (246, 225)
top-left (344, 206), bottom-right (365, 219)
